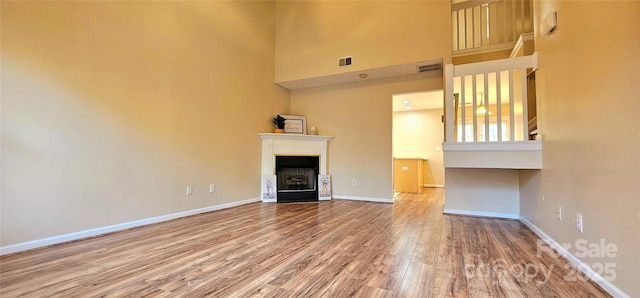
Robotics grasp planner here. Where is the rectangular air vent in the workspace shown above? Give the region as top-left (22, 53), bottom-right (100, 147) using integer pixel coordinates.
top-left (339, 56), bottom-right (352, 67)
top-left (416, 63), bottom-right (442, 73)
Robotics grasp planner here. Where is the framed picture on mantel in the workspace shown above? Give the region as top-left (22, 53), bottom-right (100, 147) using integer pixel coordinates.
top-left (282, 115), bottom-right (307, 134)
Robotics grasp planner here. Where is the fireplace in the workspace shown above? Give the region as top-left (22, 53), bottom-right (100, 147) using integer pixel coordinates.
top-left (259, 133), bottom-right (333, 203)
top-left (275, 156), bottom-right (319, 203)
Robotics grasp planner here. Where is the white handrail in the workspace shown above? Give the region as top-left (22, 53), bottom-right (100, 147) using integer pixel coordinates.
top-left (453, 52), bottom-right (538, 76)
top-left (445, 52), bottom-right (538, 143)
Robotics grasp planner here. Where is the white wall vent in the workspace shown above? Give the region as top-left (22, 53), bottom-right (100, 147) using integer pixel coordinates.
top-left (416, 62), bottom-right (442, 73)
top-left (339, 56), bottom-right (352, 67)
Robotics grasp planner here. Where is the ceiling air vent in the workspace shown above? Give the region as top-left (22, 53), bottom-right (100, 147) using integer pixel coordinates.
top-left (416, 62), bottom-right (442, 73)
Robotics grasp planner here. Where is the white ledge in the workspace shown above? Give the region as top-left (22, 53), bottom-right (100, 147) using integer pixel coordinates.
top-left (443, 141), bottom-right (542, 169)
top-left (259, 133), bottom-right (333, 141)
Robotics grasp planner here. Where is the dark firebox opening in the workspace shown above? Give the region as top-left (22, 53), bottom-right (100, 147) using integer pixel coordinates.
top-left (275, 156), bottom-right (319, 203)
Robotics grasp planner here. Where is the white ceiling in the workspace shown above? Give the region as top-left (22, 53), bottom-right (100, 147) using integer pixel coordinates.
top-left (392, 90), bottom-right (443, 112)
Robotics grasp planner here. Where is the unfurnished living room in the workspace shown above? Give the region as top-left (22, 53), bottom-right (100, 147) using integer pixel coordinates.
top-left (1, 1), bottom-right (638, 297)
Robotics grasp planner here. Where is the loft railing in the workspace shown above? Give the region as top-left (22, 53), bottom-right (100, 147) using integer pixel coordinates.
top-left (452, 0), bottom-right (533, 54)
top-left (444, 52), bottom-right (538, 143)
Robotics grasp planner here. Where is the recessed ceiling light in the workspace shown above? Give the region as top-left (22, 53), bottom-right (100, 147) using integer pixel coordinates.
top-left (405, 106), bottom-right (412, 110)
top-left (402, 99), bottom-right (410, 104)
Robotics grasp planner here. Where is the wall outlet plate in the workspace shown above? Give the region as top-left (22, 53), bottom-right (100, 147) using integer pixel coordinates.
top-left (576, 213), bottom-right (583, 232)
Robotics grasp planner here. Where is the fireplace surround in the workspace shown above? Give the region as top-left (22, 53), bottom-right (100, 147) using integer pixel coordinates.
top-left (275, 156), bottom-right (319, 202)
top-left (259, 133), bottom-right (333, 203)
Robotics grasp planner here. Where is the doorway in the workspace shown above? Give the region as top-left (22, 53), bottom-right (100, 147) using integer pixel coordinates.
top-left (392, 90), bottom-right (445, 196)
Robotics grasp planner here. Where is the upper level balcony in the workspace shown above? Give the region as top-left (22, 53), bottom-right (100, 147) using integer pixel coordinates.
top-left (452, 0), bottom-right (533, 63)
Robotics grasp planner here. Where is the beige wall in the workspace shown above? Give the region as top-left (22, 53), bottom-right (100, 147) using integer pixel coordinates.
top-left (445, 168), bottom-right (520, 217)
top-left (275, 0), bottom-right (451, 83)
top-left (291, 76), bottom-right (443, 199)
top-left (519, 169), bottom-right (541, 220)
top-left (1, 2), bottom-right (290, 246)
top-left (393, 109), bottom-right (445, 186)
top-left (282, 0), bottom-right (451, 199)
top-left (525, 1), bottom-right (640, 296)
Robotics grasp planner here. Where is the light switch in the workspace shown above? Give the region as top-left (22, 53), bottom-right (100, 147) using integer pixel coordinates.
top-left (402, 166), bottom-right (409, 171)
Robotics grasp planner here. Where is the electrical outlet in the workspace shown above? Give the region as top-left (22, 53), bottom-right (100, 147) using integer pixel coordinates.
top-left (186, 186), bottom-right (193, 195)
top-left (556, 206), bottom-right (562, 221)
top-left (209, 184), bottom-right (215, 193)
top-left (576, 213), bottom-right (583, 232)
top-left (352, 179), bottom-right (358, 186)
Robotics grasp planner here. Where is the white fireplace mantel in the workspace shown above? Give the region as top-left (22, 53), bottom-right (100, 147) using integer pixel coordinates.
top-left (259, 133), bottom-right (333, 202)
top-left (259, 133), bottom-right (333, 175)
top-left (258, 133), bottom-right (333, 142)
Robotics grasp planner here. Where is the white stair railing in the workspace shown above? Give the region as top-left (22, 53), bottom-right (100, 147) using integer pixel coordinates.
top-left (445, 52), bottom-right (537, 143)
top-left (452, 0), bottom-right (533, 53)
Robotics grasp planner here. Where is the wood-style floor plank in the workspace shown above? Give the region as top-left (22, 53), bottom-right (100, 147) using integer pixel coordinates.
top-left (0, 188), bottom-right (610, 297)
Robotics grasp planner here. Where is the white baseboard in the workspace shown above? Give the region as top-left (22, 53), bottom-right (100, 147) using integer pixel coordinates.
top-left (332, 195), bottom-right (394, 204)
top-left (0, 197), bottom-right (261, 256)
top-left (443, 208), bottom-right (519, 219)
top-left (519, 217), bottom-right (629, 298)
top-left (423, 184), bottom-right (444, 188)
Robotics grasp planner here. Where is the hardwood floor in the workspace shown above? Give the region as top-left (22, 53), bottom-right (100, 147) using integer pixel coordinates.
top-left (0, 188), bottom-right (610, 297)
